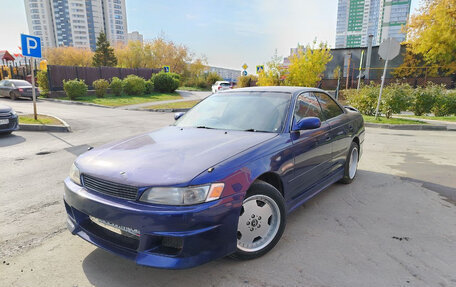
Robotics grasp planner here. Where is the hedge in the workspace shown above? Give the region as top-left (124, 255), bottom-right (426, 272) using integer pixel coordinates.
top-left (63, 79), bottom-right (87, 100)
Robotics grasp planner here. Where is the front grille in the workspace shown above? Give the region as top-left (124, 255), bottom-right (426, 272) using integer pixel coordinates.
top-left (82, 174), bottom-right (139, 201)
top-left (0, 116), bottom-right (17, 129)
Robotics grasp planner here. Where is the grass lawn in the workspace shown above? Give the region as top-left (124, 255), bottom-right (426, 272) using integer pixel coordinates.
top-left (146, 100), bottom-right (200, 110)
top-left (19, 114), bottom-right (63, 125)
top-left (363, 115), bottom-right (427, 125)
top-left (60, 92), bottom-right (182, 107)
top-left (178, 86), bottom-right (210, 92)
top-left (396, 115), bottom-right (456, 122)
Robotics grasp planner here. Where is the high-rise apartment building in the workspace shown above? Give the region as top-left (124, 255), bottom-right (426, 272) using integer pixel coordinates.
top-left (335, 0), bottom-right (411, 48)
top-left (24, 0), bottom-right (128, 51)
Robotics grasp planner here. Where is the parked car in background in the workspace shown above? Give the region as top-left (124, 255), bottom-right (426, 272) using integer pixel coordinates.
top-left (64, 86), bottom-right (364, 269)
top-left (211, 81), bottom-right (232, 93)
top-left (0, 79), bottom-right (39, 100)
top-left (0, 104), bottom-right (19, 135)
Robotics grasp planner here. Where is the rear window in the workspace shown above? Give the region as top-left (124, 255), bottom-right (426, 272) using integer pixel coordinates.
top-left (11, 80), bottom-right (31, 87)
top-left (220, 83), bottom-right (231, 87)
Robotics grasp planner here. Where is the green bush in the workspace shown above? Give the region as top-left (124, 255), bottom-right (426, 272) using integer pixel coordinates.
top-left (63, 79), bottom-right (87, 100)
top-left (122, 75), bottom-right (146, 96)
top-left (109, 77), bottom-right (123, 96)
top-left (206, 72), bottom-right (223, 87)
top-left (411, 84), bottom-right (441, 116)
top-left (145, 80), bottom-right (154, 94)
top-left (433, 90), bottom-right (456, 116)
top-left (237, 75), bottom-right (257, 88)
top-left (381, 83), bottom-right (413, 118)
top-left (92, 79), bottom-right (109, 98)
top-left (344, 83), bottom-right (379, 116)
top-left (152, 72), bottom-right (179, 92)
top-left (37, 70), bottom-right (49, 97)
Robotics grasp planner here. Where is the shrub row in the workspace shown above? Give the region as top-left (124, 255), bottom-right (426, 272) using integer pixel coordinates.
top-left (344, 83), bottom-right (456, 117)
top-left (62, 72), bottom-right (180, 99)
top-left (183, 72), bottom-right (223, 89)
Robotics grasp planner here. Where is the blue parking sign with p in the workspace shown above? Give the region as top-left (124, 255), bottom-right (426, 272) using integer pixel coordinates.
top-left (21, 34), bottom-right (41, 58)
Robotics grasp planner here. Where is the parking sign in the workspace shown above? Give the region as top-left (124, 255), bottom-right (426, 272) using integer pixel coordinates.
top-left (21, 34), bottom-right (41, 58)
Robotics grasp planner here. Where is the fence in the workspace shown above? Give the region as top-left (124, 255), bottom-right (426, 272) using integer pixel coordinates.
top-left (47, 65), bottom-right (161, 91)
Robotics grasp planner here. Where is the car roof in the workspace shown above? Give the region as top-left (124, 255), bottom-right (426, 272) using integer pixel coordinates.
top-left (10, 80), bottom-right (31, 85)
top-left (220, 86), bottom-right (326, 95)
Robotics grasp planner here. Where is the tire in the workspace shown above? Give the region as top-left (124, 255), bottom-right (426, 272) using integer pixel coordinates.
top-left (230, 180), bottom-right (286, 260)
top-left (9, 91), bottom-right (17, 100)
top-left (0, 131), bottom-right (12, 136)
top-left (339, 141), bottom-right (359, 184)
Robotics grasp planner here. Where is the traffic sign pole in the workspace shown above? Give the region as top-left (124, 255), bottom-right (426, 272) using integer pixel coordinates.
top-left (31, 59), bottom-right (37, 120)
top-left (375, 59), bottom-right (388, 119)
top-left (357, 50), bottom-right (364, 90)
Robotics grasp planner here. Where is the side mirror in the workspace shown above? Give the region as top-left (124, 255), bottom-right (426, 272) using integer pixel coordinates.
top-left (293, 117), bottom-right (321, 131)
top-left (174, 112), bottom-right (185, 120)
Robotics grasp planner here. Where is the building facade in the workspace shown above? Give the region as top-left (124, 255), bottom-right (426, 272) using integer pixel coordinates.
top-left (207, 66), bottom-right (241, 82)
top-left (127, 31), bottom-right (143, 43)
top-left (24, 0), bottom-right (127, 50)
top-left (335, 0), bottom-right (411, 48)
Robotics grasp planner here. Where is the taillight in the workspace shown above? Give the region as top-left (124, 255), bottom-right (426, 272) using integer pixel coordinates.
top-left (218, 86), bottom-right (221, 90)
top-left (18, 88), bottom-right (23, 92)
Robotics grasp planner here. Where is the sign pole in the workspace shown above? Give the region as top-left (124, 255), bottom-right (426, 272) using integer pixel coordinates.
top-left (375, 59), bottom-right (388, 120)
top-left (357, 50), bottom-right (364, 90)
top-left (31, 59), bottom-right (37, 120)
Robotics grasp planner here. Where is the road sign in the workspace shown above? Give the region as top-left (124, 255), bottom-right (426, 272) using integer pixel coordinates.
top-left (242, 70), bottom-right (247, 76)
top-left (21, 34), bottom-right (41, 120)
top-left (242, 63), bottom-right (248, 70)
top-left (21, 34), bottom-right (41, 58)
top-left (163, 66), bottom-right (170, 73)
top-left (378, 38), bottom-right (400, 61)
top-left (256, 65), bottom-right (264, 74)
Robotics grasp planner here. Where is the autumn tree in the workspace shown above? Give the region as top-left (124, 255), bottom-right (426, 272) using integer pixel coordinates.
top-left (44, 47), bottom-right (94, 66)
top-left (257, 50), bottom-right (285, 86)
top-left (286, 41), bottom-right (333, 87)
top-left (92, 32), bottom-right (117, 67)
top-left (402, 0), bottom-right (456, 74)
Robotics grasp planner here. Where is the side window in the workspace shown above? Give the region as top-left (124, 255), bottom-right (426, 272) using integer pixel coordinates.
top-left (315, 92), bottom-right (344, 120)
top-left (293, 92), bottom-right (324, 123)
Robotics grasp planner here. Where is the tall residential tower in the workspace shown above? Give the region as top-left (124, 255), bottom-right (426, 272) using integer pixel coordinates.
top-left (24, 0), bottom-right (128, 50)
top-left (335, 0), bottom-right (411, 48)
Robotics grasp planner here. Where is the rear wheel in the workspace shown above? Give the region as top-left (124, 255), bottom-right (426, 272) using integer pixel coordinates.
top-left (340, 141), bottom-right (359, 184)
top-left (0, 131), bottom-right (12, 136)
top-left (9, 91), bottom-right (18, 100)
top-left (230, 181), bottom-right (286, 260)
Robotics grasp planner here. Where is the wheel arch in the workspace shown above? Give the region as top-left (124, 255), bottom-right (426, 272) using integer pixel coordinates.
top-left (255, 172), bottom-right (284, 197)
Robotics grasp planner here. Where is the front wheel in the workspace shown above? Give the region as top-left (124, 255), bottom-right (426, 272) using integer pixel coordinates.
top-left (340, 141), bottom-right (359, 184)
top-left (230, 180), bottom-right (286, 260)
top-left (9, 92), bottom-right (18, 100)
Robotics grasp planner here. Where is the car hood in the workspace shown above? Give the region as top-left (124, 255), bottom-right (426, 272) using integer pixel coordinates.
top-left (76, 126), bottom-right (276, 187)
top-left (0, 105), bottom-right (12, 113)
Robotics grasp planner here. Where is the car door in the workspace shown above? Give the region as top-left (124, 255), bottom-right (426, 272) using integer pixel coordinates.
top-left (288, 92), bottom-right (332, 201)
top-left (314, 92), bottom-right (351, 173)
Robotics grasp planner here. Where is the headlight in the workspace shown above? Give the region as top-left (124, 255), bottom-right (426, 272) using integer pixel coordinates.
top-left (69, 163), bottom-right (81, 185)
top-left (140, 183), bottom-right (224, 205)
top-left (11, 110), bottom-right (17, 116)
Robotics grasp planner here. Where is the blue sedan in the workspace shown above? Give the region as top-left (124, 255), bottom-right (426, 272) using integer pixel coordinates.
top-left (64, 86), bottom-right (364, 269)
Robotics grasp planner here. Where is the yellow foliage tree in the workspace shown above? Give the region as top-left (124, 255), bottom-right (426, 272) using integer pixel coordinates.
top-left (404, 0), bottom-right (456, 74)
top-left (44, 47), bottom-right (94, 67)
top-left (257, 50), bottom-right (285, 86)
top-left (286, 41), bottom-right (333, 87)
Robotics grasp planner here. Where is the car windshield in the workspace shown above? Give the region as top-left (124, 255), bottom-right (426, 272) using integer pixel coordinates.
top-left (175, 92), bottom-right (291, 132)
top-left (10, 80), bottom-right (31, 87)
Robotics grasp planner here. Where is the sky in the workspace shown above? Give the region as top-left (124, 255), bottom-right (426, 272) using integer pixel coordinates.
top-left (1, 0), bottom-right (423, 73)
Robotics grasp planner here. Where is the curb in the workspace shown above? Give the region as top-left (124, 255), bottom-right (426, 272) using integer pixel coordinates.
top-left (126, 108), bottom-right (191, 113)
top-left (19, 114), bottom-right (71, 133)
top-left (39, 98), bottom-right (113, 109)
top-left (365, 122), bottom-right (452, 131)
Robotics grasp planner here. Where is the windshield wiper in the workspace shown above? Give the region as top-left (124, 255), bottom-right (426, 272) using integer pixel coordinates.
top-left (244, 128), bottom-right (270, 132)
top-left (196, 126), bottom-right (214, 129)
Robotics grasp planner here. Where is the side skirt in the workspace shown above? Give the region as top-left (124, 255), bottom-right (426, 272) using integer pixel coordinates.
top-left (286, 168), bottom-right (344, 214)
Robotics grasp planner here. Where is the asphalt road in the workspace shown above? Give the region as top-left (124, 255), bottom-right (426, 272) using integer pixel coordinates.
top-left (1, 97), bottom-right (456, 287)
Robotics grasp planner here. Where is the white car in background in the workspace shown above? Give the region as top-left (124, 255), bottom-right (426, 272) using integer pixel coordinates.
top-left (211, 81), bottom-right (232, 93)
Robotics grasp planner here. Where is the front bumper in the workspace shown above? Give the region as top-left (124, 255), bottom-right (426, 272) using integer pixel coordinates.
top-left (0, 115), bottom-right (19, 133)
top-left (64, 178), bottom-right (243, 269)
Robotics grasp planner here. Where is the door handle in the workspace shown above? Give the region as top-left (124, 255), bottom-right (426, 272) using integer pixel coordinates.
top-left (325, 135), bottom-right (331, 142)
top-left (348, 125), bottom-right (354, 132)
